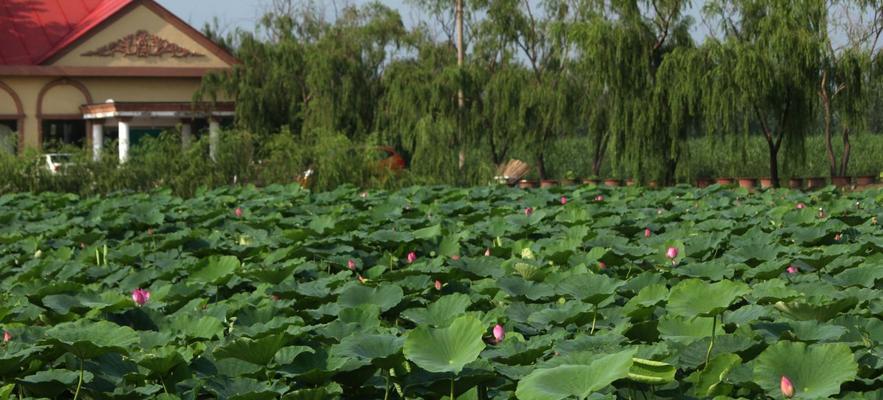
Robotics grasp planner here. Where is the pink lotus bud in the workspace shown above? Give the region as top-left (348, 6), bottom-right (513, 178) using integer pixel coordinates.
top-left (484, 248), bottom-right (491, 257)
top-left (434, 280), bottom-right (442, 290)
top-left (780, 376), bottom-right (794, 398)
top-left (595, 195), bottom-right (604, 202)
top-left (132, 288), bottom-right (150, 306)
top-left (834, 233), bottom-right (842, 241)
top-left (357, 274), bottom-right (368, 284)
top-left (451, 255), bottom-right (461, 261)
top-left (644, 228), bottom-right (651, 238)
top-left (3, 331), bottom-right (11, 343)
top-left (598, 261), bottom-right (606, 270)
top-left (524, 207), bottom-right (533, 216)
top-left (666, 247), bottom-right (679, 260)
top-left (234, 207), bottom-right (243, 218)
top-left (347, 259), bottom-right (356, 271)
top-left (796, 202), bottom-right (806, 209)
top-left (560, 196), bottom-right (567, 205)
top-left (492, 324), bottom-right (505, 344)
top-left (407, 252), bottom-right (417, 264)
top-left (787, 265), bottom-right (798, 274)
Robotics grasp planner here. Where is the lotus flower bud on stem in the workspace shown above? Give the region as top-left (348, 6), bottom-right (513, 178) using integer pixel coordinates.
top-left (595, 195), bottom-right (604, 202)
top-left (787, 265), bottom-right (798, 274)
top-left (560, 196), bottom-right (567, 205)
top-left (598, 261), bottom-right (606, 270)
top-left (234, 207), bottom-right (243, 218)
top-left (796, 202), bottom-right (806, 209)
top-left (407, 251), bottom-right (417, 264)
top-left (493, 324), bottom-right (505, 344)
top-left (524, 207), bottom-right (533, 216)
top-left (644, 228), bottom-right (651, 238)
top-left (666, 247), bottom-right (679, 263)
top-left (132, 288), bottom-right (150, 307)
top-left (434, 280), bottom-right (442, 291)
top-left (780, 376), bottom-right (794, 398)
top-left (3, 331), bottom-right (10, 343)
top-left (347, 259), bottom-right (356, 271)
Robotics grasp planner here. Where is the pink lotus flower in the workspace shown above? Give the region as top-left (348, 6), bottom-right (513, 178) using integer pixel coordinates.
top-left (3, 331), bottom-right (11, 343)
top-left (484, 248), bottom-right (491, 257)
top-left (407, 252), bottom-right (417, 264)
top-left (234, 207), bottom-right (243, 218)
top-left (524, 207), bottom-right (533, 216)
top-left (598, 261), bottom-right (607, 270)
top-left (781, 375), bottom-right (794, 398)
top-left (666, 247), bottom-right (679, 262)
top-left (787, 265), bottom-right (798, 274)
top-left (560, 196), bottom-right (567, 205)
top-left (492, 324), bottom-right (505, 344)
top-left (796, 202), bottom-right (806, 209)
top-left (347, 259), bottom-right (357, 271)
top-left (644, 228), bottom-right (651, 238)
top-left (595, 195), bottom-right (604, 202)
top-left (434, 280), bottom-right (442, 290)
top-left (132, 288), bottom-right (150, 307)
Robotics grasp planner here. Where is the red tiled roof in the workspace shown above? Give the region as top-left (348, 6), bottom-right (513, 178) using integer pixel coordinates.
top-left (0, 0), bottom-right (135, 65)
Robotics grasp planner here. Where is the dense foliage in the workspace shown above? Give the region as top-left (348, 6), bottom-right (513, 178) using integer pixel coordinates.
top-left (0, 184), bottom-right (881, 398)
top-left (195, 0), bottom-right (883, 186)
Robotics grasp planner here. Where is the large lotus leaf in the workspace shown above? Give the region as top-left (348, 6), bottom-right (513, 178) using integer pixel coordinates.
top-left (402, 293), bottom-right (472, 327)
top-left (0, 343), bottom-right (47, 375)
top-left (657, 315), bottom-right (716, 343)
top-left (330, 333), bottom-right (403, 369)
top-left (628, 358), bottom-right (676, 384)
top-left (515, 349), bottom-right (635, 400)
top-left (556, 274), bottom-right (624, 304)
top-left (190, 255), bottom-right (241, 284)
top-left (773, 297), bottom-right (858, 321)
top-left (18, 369), bottom-right (94, 398)
top-left (667, 279), bottom-right (749, 317)
top-left (45, 321), bottom-right (139, 358)
top-left (214, 334), bottom-right (286, 366)
top-left (686, 353), bottom-right (741, 397)
top-left (204, 376), bottom-right (285, 400)
top-left (753, 341), bottom-right (858, 399)
top-left (337, 284), bottom-right (403, 312)
top-left (403, 315), bottom-right (486, 374)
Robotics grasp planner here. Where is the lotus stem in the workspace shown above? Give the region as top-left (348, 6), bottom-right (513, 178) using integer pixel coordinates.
top-left (590, 304), bottom-right (598, 335)
top-left (450, 377), bottom-right (455, 400)
top-left (704, 314), bottom-right (717, 369)
top-left (73, 357), bottom-right (84, 400)
top-left (383, 369), bottom-right (390, 400)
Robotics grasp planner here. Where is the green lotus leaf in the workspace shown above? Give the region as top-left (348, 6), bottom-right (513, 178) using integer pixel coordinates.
top-left (214, 334), bottom-right (286, 366)
top-left (137, 345), bottom-right (191, 375)
top-left (18, 369), bottom-right (94, 397)
top-left (753, 341), bottom-right (858, 399)
top-left (403, 315), bottom-right (486, 374)
top-left (628, 358), bottom-right (676, 384)
top-left (402, 293), bottom-right (473, 327)
top-left (330, 333), bottom-right (403, 369)
top-left (686, 353), bottom-right (741, 397)
top-left (667, 279), bottom-right (749, 317)
top-left (556, 273), bottom-right (624, 304)
top-left (45, 321), bottom-right (139, 359)
top-left (337, 283), bottom-right (404, 312)
top-left (204, 376), bottom-right (284, 400)
top-left (515, 349), bottom-right (635, 400)
top-left (190, 255), bottom-right (241, 284)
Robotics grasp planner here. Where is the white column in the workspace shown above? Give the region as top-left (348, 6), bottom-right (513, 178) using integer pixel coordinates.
top-left (91, 121), bottom-right (104, 161)
top-left (209, 118), bottom-right (220, 162)
top-left (181, 120), bottom-right (192, 148)
top-left (118, 118), bottom-right (130, 163)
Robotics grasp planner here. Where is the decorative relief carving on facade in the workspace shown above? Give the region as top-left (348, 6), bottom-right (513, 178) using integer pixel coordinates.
top-left (82, 30), bottom-right (205, 58)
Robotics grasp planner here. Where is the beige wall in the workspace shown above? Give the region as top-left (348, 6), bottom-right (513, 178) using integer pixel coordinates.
top-left (0, 76), bottom-right (206, 149)
top-left (0, 89), bottom-right (18, 115)
top-left (53, 5), bottom-right (229, 69)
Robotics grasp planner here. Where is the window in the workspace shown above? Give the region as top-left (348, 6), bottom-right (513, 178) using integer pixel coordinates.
top-left (0, 120), bottom-right (16, 155)
top-left (42, 120), bottom-right (86, 150)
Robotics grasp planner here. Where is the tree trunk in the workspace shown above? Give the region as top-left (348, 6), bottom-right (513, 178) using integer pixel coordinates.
top-left (767, 140), bottom-right (780, 188)
top-left (592, 134), bottom-right (605, 176)
top-left (821, 83), bottom-right (837, 177)
top-left (536, 151), bottom-right (547, 180)
top-left (839, 126), bottom-right (851, 176)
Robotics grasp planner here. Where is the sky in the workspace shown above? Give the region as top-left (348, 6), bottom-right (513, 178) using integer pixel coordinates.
top-left (158, 0), bottom-right (414, 34)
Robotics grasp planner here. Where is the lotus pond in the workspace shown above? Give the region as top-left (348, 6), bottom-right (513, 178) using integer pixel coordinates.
top-left (0, 184), bottom-right (881, 399)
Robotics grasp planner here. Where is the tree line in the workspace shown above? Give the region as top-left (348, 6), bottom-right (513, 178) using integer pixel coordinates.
top-left (197, 0), bottom-right (883, 187)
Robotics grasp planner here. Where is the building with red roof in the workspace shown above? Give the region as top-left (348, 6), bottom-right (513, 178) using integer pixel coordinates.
top-left (0, 0), bottom-right (235, 161)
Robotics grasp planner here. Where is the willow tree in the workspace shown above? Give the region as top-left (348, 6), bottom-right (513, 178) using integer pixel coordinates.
top-left (699, 0), bottom-right (826, 186)
top-left (480, 0), bottom-right (580, 179)
top-left (819, 0), bottom-right (882, 177)
top-left (573, 0), bottom-right (695, 183)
